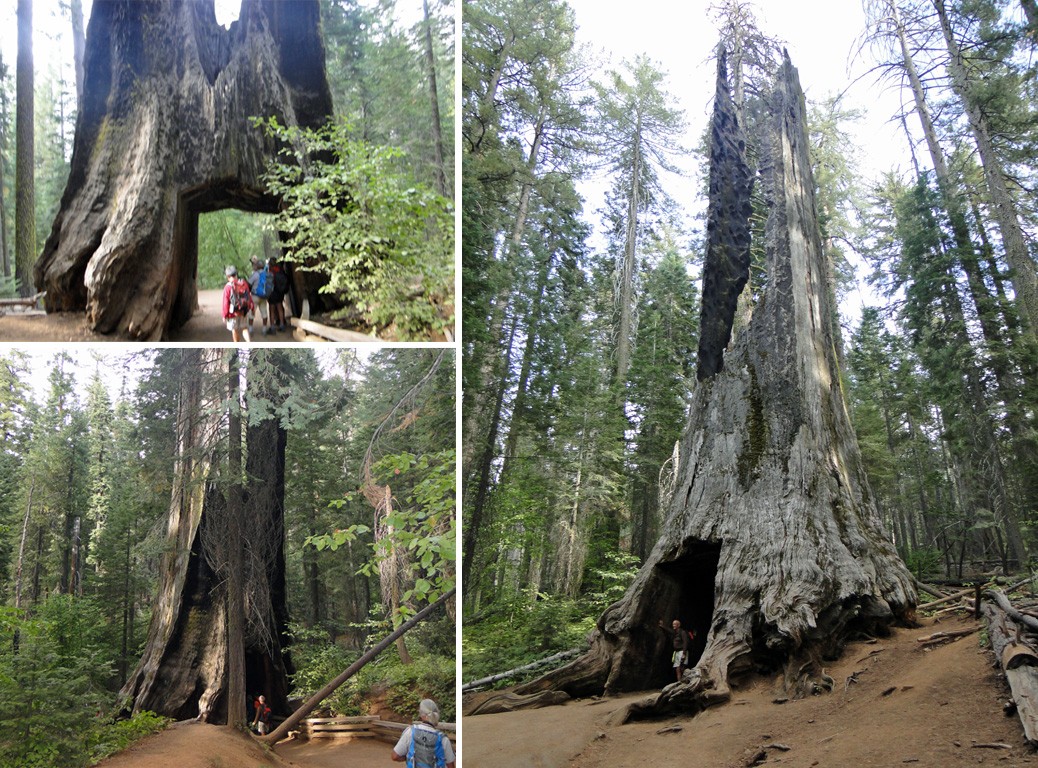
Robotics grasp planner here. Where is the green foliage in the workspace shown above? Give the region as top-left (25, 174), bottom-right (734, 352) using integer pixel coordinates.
top-left (462, 591), bottom-right (595, 686)
top-left (288, 617), bottom-right (455, 722)
top-left (87, 711), bottom-right (170, 764)
top-left (197, 210), bottom-right (269, 290)
top-left (257, 117), bottom-right (454, 339)
top-left (0, 598), bottom-right (116, 768)
top-left (308, 449), bottom-right (456, 612)
top-left (903, 548), bottom-right (943, 581)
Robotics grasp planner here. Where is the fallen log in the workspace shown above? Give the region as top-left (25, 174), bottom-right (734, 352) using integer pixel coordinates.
top-left (466, 690), bottom-right (571, 715)
top-left (919, 576), bottom-right (1030, 612)
top-left (915, 626), bottom-right (979, 648)
top-left (981, 594), bottom-right (1038, 744)
top-left (914, 580), bottom-right (948, 601)
top-left (462, 649), bottom-right (582, 692)
top-left (0, 292), bottom-right (45, 308)
top-left (985, 588), bottom-right (1038, 633)
top-left (259, 588), bottom-right (454, 745)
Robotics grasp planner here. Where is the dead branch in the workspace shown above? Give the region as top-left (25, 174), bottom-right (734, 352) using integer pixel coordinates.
top-left (462, 649), bottom-right (583, 692)
top-left (259, 587), bottom-right (454, 745)
top-left (916, 626), bottom-right (980, 647)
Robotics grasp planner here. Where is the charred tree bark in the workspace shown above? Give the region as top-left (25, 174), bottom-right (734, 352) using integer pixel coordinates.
top-left (520, 54), bottom-right (916, 717)
top-left (697, 52), bottom-right (752, 382)
top-left (34, 0), bottom-right (334, 339)
top-left (120, 350), bottom-right (293, 723)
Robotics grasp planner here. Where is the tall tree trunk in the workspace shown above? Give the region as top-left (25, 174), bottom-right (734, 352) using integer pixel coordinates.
top-left (421, 0), bottom-right (447, 198)
top-left (933, 0), bottom-right (1038, 343)
top-left (224, 351), bottom-right (246, 728)
top-left (70, 0), bottom-right (86, 110)
top-left (13, 474), bottom-right (35, 610)
top-left (34, 0), bottom-right (334, 338)
top-left (0, 56), bottom-right (10, 279)
top-left (615, 110), bottom-right (641, 387)
top-left (15, 0), bottom-right (34, 297)
top-left (463, 313), bottom-right (519, 594)
top-left (520, 54), bottom-right (915, 718)
top-left (120, 350), bottom-right (293, 722)
top-left (697, 53), bottom-right (752, 382)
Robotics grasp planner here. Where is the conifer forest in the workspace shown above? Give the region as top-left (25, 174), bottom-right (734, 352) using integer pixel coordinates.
top-left (461, 0), bottom-right (1038, 700)
top-left (0, 347), bottom-right (456, 766)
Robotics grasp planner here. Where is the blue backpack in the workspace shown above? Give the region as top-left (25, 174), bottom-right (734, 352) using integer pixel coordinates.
top-left (406, 725), bottom-right (446, 768)
top-left (255, 268), bottom-right (271, 298)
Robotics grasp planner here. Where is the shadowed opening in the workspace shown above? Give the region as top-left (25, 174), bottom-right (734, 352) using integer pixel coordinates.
top-left (654, 541), bottom-right (721, 683)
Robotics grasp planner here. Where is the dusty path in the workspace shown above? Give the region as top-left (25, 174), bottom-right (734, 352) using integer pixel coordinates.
top-left (0, 290), bottom-right (304, 343)
top-left (464, 614), bottom-right (1036, 768)
top-left (93, 720), bottom-right (393, 767)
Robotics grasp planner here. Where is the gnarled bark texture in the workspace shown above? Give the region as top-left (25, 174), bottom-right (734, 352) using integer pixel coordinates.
top-left (518, 54), bottom-right (916, 718)
top-left (33, 0), bottom-right (333, 339)
top-left (120, 350), bottom-right (293, 723)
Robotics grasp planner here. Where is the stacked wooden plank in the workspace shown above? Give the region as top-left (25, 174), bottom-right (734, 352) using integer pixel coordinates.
top-left (299, 716), bottom-right (456, 746)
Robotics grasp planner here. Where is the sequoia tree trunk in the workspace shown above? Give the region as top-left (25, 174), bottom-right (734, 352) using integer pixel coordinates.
top-left (120, 349), bottom-right (294, 722)
top-left (33, 0), bottom-right (334, 339)
top-left (519, 53), bottom-right (916, 717)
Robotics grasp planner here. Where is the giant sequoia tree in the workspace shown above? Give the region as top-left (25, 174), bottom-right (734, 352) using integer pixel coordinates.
top-left (519, 52), bottom-right (916, 718)
top-left (33, 0), bottom-right (333, 339)
top-left (120, 349), bottom-right (293, 724)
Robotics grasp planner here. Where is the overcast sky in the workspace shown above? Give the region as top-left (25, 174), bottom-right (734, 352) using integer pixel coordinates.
top-left (565, 0), bottom-right (911, 326)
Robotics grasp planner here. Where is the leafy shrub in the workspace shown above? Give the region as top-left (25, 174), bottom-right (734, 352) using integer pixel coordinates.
top-left (462, 591), bottom-right (596, 687)
top-left (288, 619), bottom-right (455, 723)
top-left (88, 711), bottom-right (170, 764)
top-left (257, 117), bottom-right (454, 340)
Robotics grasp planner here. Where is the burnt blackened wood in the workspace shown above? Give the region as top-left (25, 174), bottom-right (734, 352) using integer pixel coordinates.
top-left (697, 52), bottom-right (753, 382)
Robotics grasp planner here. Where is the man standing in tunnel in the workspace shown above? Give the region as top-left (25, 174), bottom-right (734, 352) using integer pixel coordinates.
top-left (659, 618), bottom-right (690, 682)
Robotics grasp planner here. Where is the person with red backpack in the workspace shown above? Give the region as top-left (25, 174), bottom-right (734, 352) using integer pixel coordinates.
top-left (252, 694), bottom-right (271, 735)
top-left (222, 265), bottom-right (254, 342)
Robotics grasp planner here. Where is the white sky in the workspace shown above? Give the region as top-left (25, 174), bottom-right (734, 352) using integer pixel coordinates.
top-left (566, 0), bottom-right (912, 327)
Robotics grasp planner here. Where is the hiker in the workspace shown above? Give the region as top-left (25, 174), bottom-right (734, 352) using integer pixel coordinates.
top-left (222, 265), bottom-right (253, 342)
top-left (267, 256), bottom-right (289, 334)
top-left (391, 699), bottom-right (455, 768)
top-left (247, 256), bottom-right (271, 336)
top-left (659, 618), bottom-right (691, 682)
top-left (252, 694), bottom-right (271, 735)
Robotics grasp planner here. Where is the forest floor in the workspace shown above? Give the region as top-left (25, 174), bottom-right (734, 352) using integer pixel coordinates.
top-left (0, 289), bottom-right (306, 343)
top-left (93, 720), bottom-right (393, 767)
top-left (463, 613), bottom-right (1037, 767)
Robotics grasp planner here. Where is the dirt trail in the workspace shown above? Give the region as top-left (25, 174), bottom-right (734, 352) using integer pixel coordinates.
top-left (463, 614), bottom-right (1035, 768)
top-left (0, 290), bottom-right (304, 343)
top-left (93, 720), bottom-right (393, 768)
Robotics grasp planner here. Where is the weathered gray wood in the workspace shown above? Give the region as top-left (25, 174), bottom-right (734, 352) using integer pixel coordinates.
top-left (34, 0), bottom-right (334, 339)
top-left (697, 51), bottom-right (753, 382)
top-left (466, 690), bottom-right (572, 716)
top-left (519, 53), bottom-right (915, 717)
top-left (291, 317), bottom-right (378, 343)
top-left (461, 648), bottom-right (582, 691)
top-left (981, 596), bottom-right (1038, 744)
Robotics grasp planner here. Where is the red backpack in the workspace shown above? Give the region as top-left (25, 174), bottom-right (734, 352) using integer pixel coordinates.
top-left (228, 278), bottom-right (252, 315)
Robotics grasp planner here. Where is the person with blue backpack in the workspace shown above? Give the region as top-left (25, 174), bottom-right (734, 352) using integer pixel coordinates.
top-left (247, 256), bottom-right (271, 336)
top-left (391, 699), bottom-right (455, 768)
